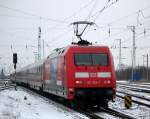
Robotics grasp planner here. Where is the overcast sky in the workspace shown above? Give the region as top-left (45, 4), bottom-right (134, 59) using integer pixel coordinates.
top-left (0, 0), bottom-right (150, 74)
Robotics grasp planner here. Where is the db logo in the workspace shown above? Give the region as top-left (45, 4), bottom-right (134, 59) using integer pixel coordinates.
top-left (89, 72), bottom-right (97, 78)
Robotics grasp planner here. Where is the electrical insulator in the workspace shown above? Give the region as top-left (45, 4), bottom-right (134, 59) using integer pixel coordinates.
top-left (108, 28), bottom-right (111, 36)
top-left (144, 28), bottom-right (146, 36)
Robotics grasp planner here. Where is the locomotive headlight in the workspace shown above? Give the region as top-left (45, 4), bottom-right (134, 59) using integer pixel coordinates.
top-left (104, 80), bottom-right (111, 84)
top-left (68, 88), bottom-right (75, 95)
top-left (107, 80), bottom-right (111, 84)
top-left (69, 88), bottom-right (74, 92)
top-left (75, 80), bottom-right (83, 84)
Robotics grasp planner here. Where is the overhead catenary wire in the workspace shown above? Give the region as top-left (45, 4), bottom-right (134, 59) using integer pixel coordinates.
top-left (1, 1), bottom-right (150, 50)
top-left (45, 0), bottom-right (103, 46)
top-left (0, 14), bottom-right (43, 20)
top-left (109, 27), bottom-right (150, 49)
top-left (92, 4), bottom-right (150, 35)
top-left (81, 0), bottom-right (119, 37)
top-left (107, 4), bottom-right (150, 26)
top-left (46, 27), bottom-right (73, 47)
top-left (0, 4), bottom-right (69, 24)
top-left (122, 29), bottom-right (150, 44)
top-left (111, 34), bottom-right (150, 50)
top-left (85, 0), bottom-right (99, 20)
top-left (47, 0), bottom-right (96, 31)
top-left (138, 10), bottom-right (150, 19)
top-left (64, 0), bottom-right (95, 21)
top-left (88, 0), bottom-right (119, 22)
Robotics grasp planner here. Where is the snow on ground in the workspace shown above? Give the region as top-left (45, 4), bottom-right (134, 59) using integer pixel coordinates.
top-left (117, 87), bottom-right (150, 103)
top-left (95, 112), bottom-right (120, 119)
top-left (117, 80), bottom-right (129, 83)
top-left (0, 88), bottom-right (88, 119)
top-left (115, 82), bottom-right (150, 118)
top-left (1, 86), bottom-right (150, 119)
top-left (109, 95), bottom-right (150, 119)
top-left (117, 82), bottom-right (150, 104)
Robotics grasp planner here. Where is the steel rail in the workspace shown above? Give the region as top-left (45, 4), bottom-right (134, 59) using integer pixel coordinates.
top-left (99, 107), bottom-right (136, 119)
top-left (117, 90), bottom-right (150, 102)
top-left (18, 85), bottom-right (138, 119)
top-left (117, 83), bottom-right (150, 89)
top-left (78, 108), bottom-right (104, 119)
top-left (118, 85), bottom-right (150, 93)
top-left (0, 85), bottom-right (15, 91)
top-left (22, 86), bottom-right (105, 119)
top-left (116, 94), bottom-right (150, 108)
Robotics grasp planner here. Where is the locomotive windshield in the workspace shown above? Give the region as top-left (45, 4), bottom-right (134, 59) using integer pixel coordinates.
top-left (74, 53), bottom-right (108, 66)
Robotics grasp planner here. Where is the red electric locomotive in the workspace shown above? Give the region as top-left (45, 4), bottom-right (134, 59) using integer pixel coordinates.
top-left (44, 43), bottom-right (116, 107)
top-left (11, 21), bottom-right (116, 108)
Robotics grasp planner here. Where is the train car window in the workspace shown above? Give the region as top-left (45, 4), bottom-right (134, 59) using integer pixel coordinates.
top-left (50, 58), bottom-right (58, 80)
top-left (75, 54), bottom-right (92, 66)
top-left (92, 54), bottom-right (108, 66)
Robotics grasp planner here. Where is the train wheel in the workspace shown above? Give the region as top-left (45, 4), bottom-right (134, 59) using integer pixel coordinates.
top-left (97, 99), bottom-right (108, 108)
top-left (40, 84), bottom-right (43, 92)
top-left (70, 100), bottom-right (81, 109)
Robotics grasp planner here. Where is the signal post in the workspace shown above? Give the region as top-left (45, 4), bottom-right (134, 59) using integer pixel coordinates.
top-left (13, 53), bottom-right (17, 90)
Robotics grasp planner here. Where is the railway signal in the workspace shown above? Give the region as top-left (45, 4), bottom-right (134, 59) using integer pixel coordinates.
top-left (13, 53), bottom-right (17, 69)
top-left (13, 53), bottom-right (17, 90)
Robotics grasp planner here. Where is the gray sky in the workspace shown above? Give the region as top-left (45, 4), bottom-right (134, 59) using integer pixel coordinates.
top-left (0, 0), bottom-right (150, 74)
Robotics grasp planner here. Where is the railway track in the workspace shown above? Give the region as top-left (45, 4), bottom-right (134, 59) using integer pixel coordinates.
top-left (99, 107), bottom-right (136, 119)
top-left (21, 85), bottom-right (105, 119)
top-left (69, 106), bottom-right (136, 119)
top-left (19, 84), bottom-right (136, 119)
top-left (0, 84), bottom-right (16, 91)
top-left (117, 84), bottom-right (150, 93)
top-left (117, 90), bottom-right (150, 102)
top-left (78, 108), bottom-right (104, 119)
top-left (116, 94), bottom-right (150, 108)
top-left (117, 82), bottom-right (150, 89)
top-left (77, 106), bottom-right (136, 119)
top-left (117, 83), bottom-right (150, 108)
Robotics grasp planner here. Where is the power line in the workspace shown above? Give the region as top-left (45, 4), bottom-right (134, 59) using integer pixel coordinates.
top-left (110, 28), bottom-right (150, 50)
top-left (90, 1), bottom-right (110, 21)
top-left (122, 29), bottom-right (150, 44)
top-left (64, 0), bottom-right (95, 21)
top-left (85, 0), bottom-right (98, 20)
top-left (105, 28), bottom-right (127, 40)
top-left (81, 0), bottom-right (119, 37)
top-left (108, 5), bottom-right (150, 26)
top-left (93, 4), bottom-right (150, 31)
top-left (138, 10), bottom-right (150, 19)
top-left (0, 14), bottom-right (40, 20)
top-left (46, 0), bottom-right (95, 31)
top-left (0, 4), bottom-right (68, 24)
top-left (108, 26), bottom-right (150, 48)
top-left (88, 0), bottom-right (119, 22)
top-left (46, 27), bottom-right (73, 47)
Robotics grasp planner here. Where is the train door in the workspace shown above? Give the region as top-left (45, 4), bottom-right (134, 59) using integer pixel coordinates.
top-left (57, 56), bottom-right (66, 97)
top-left (43, 60), bottom-right (51, 84)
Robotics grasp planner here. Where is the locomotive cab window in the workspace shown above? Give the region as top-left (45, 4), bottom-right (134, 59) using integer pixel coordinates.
top-left (74, 53), bottom-right (108, 66)
top-left (74, 54), bottom-right (92, 66)
top-left (92, 54), bottom-right (108, 66)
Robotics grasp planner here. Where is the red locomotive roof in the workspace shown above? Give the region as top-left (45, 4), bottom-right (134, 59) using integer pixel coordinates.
top-left (69, 44), bottom-right (109, 49)
top-left (47, 44), bottom-right (110, 59)
top-left (66, 44), bottom-right (110, 53)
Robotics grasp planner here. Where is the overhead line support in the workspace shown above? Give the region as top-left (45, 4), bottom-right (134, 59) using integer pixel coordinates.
top-left (128, 26), bottom-right (136, 81)
top-left (38, 27), bottom-right (41, 60)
